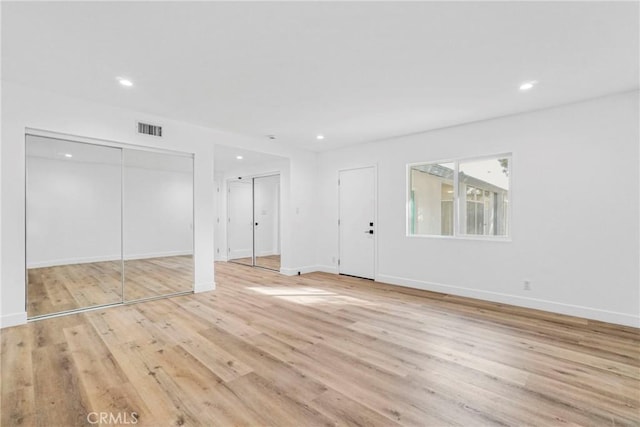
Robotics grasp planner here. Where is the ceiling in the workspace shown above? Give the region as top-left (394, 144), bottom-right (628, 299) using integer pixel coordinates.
top-left (3, 2), bottom-right (638, 152)
top-left (214, 144), bottom-right (287, 173)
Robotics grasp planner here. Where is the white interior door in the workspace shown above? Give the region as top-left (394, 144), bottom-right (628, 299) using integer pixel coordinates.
top-left (227, 180), bottom-right (253, 263)
top-left (339, 167), bottom-right (375, 279)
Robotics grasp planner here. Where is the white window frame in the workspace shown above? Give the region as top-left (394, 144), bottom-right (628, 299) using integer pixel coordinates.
top-left (406, 153), bottom-right (512, 241)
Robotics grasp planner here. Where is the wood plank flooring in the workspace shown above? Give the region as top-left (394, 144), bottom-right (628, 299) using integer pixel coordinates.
top-left (3, 261), bottom-right (639, 426)
top-left (27, 256), bottom-right (193, 317)
top-left (27, 261), bottom-right (122, 317)
top-left (255, 255), bottom-right (281, 271)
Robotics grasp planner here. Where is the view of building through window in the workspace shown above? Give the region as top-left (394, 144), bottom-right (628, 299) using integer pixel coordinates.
top-left (409, 155), bottom-right (510, 237)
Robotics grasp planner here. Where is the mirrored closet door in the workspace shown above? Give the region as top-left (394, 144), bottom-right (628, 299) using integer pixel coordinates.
top-left (26, 136), bottom-right (123, 317)
top-left (227, 175), bottom-right (280, 271)
top-left (123, 149), bottom-right (194, 301)
top-left (26, 134), bottom-right (194, 319)
top-left (253, 175), bottom-right (280, 271)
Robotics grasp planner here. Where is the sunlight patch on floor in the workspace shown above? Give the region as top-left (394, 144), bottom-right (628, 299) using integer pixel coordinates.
top-left (247, 287), bottom-right (332, 296)
top-left (246, 286), bottom-right (376, 306)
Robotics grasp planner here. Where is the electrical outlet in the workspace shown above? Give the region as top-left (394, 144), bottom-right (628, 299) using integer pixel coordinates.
top-left (523, 280), bottom-right (531, 291)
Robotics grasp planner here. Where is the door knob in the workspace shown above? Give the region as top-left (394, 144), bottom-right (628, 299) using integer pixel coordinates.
top-left (364, 230), bottom-right (374, 234)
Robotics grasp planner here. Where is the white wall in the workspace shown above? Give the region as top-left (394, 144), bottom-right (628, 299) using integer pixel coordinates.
top-left (286, 151), bottom-right (319, 274)
top-left (213, 175), bottom-right (225, 261)
top-left (317, 91), bottom-right (640, 327)
top-left (1, 81), bottom-right (318, 327)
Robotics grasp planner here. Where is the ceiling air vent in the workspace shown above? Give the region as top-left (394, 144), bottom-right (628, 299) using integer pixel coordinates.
top-left (137, 121), bottom-right (162, 137)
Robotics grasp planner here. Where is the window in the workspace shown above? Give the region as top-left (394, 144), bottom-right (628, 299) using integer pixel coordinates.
top-left (408, 154), bottom-right (511, 238)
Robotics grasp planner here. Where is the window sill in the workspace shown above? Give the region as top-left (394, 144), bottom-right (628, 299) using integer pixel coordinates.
top-left (406, 234), bottom-right (512, 242)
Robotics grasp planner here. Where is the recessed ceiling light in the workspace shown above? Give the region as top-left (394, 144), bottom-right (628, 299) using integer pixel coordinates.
top-left (316, 134), bottom-right (325, 140)
top-left (118, 78), bottom-right (133, 87)
top-left (236, 155), bottom-right (243, 160)
top-left (64, 153), bottom-right (73, 158)
top-left (519, 80), bottom-right (538, 91)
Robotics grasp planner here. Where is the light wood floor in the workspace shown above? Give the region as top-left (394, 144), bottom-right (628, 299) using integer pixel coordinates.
top-left (27, 256), bottom-right (193, 318)
top-left (3, 261), bottom-right (639, 426)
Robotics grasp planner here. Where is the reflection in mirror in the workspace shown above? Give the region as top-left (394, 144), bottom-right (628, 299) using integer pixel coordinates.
top-left (459, 157), bottom-right (510, 236)
top-left (123, 149), bottom-right (194, 301)
top-left (227, 180), bottom-right (253, 266)
top-left (254, 175), bottom-right (280, 271)
top-left (409, 162), bottom-right (455, 236)
top-left (26, 135), bottom-right (123, 318)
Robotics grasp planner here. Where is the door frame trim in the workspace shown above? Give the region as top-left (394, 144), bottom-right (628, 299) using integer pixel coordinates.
top-left (337, 164), bottom-right (378, 281)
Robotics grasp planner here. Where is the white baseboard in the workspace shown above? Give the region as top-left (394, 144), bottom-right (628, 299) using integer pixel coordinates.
top-left (194, 282), bottom-right (215, 293)
top-left (229, 249), bottom-right (252, 259)
top-left (27, 250), bottom-right (193, 268)
top-left (280, 267), bottom-right (297, 276)
top-left (377, 273), bottom-right (640, 328)
top-left (314, 265), bottom-right (339, 274)
top-left (255, 250), bottom-right (279, 257)
top-left (28, 254), bottom-right (121, 268)
top-left (279, 265), bottom-right (337, 275)
top-left (125, 250), bottom-right (192, 261)
top-left (280, 265), bottom-right (319, 276)
top-left (1, 311), bottom-right (27, 329)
